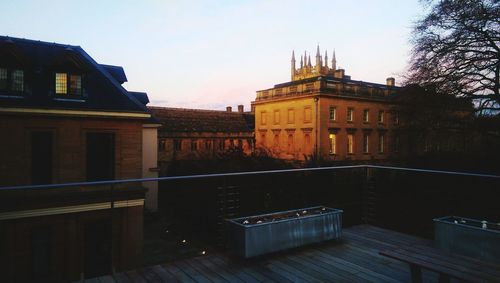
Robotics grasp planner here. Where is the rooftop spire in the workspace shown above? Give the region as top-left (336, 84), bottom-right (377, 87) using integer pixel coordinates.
top-left (332, 49), bottom-right (337, 70)
top-left (324, 50), bottom-right (328, 68)
top-left (316, 44), bottom-right (320, 57)
top-left (291, 50), bottom-right (295, 62)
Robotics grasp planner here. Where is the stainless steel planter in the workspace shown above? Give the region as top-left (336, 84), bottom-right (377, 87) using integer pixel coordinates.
top-left (434, 216), bottom-right (500, 262)
top-left (226, 206), bottom-right (343, 258)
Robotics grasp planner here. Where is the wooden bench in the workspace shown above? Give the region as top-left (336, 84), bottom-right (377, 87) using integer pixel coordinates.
top-left (379, 247), bottom-right (500, 283)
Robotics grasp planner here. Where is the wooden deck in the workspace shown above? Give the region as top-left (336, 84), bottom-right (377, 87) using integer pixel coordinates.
top-left (91, 225), bottom-right (447, 283)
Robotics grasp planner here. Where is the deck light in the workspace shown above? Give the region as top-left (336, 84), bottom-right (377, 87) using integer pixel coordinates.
top-left (201, 251), bottom-right (206, 255)
top-left (182, 239), bottom-right (187, 244)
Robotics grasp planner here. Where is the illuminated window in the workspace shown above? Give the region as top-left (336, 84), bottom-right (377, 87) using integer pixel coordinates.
top-left (0, 68), bottom-right (8, 89)
top-left (378, 110), bottom-right (385, 123)
top-left (287, 134), bottom-right (294, 152)
top-left (304, 106), bottom-right (312, 123)
top-left (260, 111), bottom-right (267, 125)
top-left (347, 108), bottom-right (354, 122)
top-left (379, 134), bottom-right (385, 153)
top-left (329, 133), bottom-right (336, 154)
top-left (304, 133), bottom-right (311, 151)
top-left (11, 70), bottom-right (24, 92)
top-left (329, 106), bottom-right (336, 121)
top-left (288, 109), bottom-right (295, 124)
top-left (219, 139), bottom-right (225, 150)
top-left (205, 139), bottom-right (212, 150)
top-left (273, 134), bottom-right (279, 147)
top-left (55, 73), bottom-right (67, 94)
top-left (274, 110), bottom-right (280, 124)
top-left (69, 75), bottom-right (82, 95)
top-left (363, 109), bottom-right (369, 123)
top-left (363, 133), bottom-right (369, 153)
top-left (260, 134), bottom-right (266, 146)
top-left (347, 134), bottom-right (354, 154)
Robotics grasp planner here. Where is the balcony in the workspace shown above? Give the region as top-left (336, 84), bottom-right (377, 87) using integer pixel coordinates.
top-left (1, 165), bottom-right (499, 282)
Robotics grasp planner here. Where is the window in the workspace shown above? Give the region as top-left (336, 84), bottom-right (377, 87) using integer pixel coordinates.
top-left (274, 110), bottom-right (280, 124)
top-left (158, 139), bottom-right (166, 151)
top-left (219, 139), bottom-right (225, 151)
top-left (287, 134), bottom-right (294, 152)
top-left (363, 109), bottom-right (369, 123)
top-left (329, 133), bottom-right (336, 154)
top-left (230, 139), bottom-right (235, 148)
top-left (363, 133), bottom-right (369, 153)
top-left (393, 111), bottom-right (400, 125)
top-left (0, 68), bottom-right (24, 93)
top-left (260, 111), bottom-right (267, 125)
top-left (55, 73), bottom-right (67, 94)
top-left (379, 134), bottom-right (385, 153)
top-left (287, 109), bottom-right (295, 124)
top-left (0, 68), bottom-right (7, 89)
top-left (347, 134), bottom-right (354, 154)
top-left (329, 106), bottom-right (336, 121)
top-left (174, 139), bottom-right (182, 151)
top-left (31, 227), bottom-right (51, 280)
top-left (11, 70), bottom-right (24, 92)
top-left (347, 108), bottom-right (354, 122)
top-left (55, 72), bottom-right (82, 95)
top-left (304, 106), bottom-right (312, 123)
top-left (205, 139), bottom-right (212, 151)
top-left (394, 135), bottom-right (400, 153)
top-left (191, 140), bottom-right (198, 151)
top-left (378, 110), bottom-right (385, 123)
top-left (260, 134), bottom-right (266, 146)
top-left (273, 134), bottom-right (280, 147)
top-left (237, 139), bottom-right (243, 150)
top-left (304, 133), bottom-right (311, 151)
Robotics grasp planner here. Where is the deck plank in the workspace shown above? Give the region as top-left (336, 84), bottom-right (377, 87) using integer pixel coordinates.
top-left (101, 225), bottom-right (499, 283)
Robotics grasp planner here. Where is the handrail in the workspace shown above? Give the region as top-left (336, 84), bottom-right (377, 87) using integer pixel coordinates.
top-left (0, 164), bottom-right (499, 192)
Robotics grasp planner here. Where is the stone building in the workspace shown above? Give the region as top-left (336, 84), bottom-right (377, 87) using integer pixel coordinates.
top-left (149, 105), bottom-right (255, 175)
top-left (252, 46), bottom-right (400, 161)
top-left (0, 36), bottom-right (158, 281)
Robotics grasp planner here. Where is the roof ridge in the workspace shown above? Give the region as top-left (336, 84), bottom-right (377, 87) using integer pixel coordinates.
top-left (148, 106), bottom-right (246, 114)
top-left (0, 35), bottom-right (81, 49)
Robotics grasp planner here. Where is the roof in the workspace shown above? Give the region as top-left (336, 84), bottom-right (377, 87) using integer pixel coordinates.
top-left (100, 64), bottom-right (128, 84)
top-left (0, 36), bottom-right (149, 115)
top-left (271, 75), bottom-right (401, 91)
top-left (149, 106), bottom-right (255, 133)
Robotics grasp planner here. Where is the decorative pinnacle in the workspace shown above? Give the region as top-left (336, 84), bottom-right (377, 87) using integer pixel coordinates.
top-left (292, 50), bottom-right (295, 61)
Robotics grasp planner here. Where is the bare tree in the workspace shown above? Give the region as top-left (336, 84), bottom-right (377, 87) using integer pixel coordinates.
top-left (407, 0), bottom-right (500, 113)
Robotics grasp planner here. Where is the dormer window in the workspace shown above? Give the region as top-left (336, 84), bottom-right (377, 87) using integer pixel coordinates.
top-left (0, 67), bottom-right (24, 93)
top-left (55, 73), bottom-right (82, 95)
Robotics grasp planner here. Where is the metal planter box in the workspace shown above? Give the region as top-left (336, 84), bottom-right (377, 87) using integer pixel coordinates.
top-left (434, 216), bottom-right (500, 262)
top-left (226, 206), bottom-right (343, 258)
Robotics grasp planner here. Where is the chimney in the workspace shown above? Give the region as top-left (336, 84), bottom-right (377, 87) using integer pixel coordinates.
top-left (334, 69), bottom-right (345, 79)
top-left (238, 105), bottom-right (244, 113)
top-left (226, 106), bottom-right (232, 112)
top-left (386, 77), bottom-right (395, 87)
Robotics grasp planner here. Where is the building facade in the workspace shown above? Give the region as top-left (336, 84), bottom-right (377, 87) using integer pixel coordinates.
top-left (149, 105), bottom-right (254, 175)
top-left (0, 36), bottom-right (158, 281)
top-left (252, 47), bottom-right (400, 161)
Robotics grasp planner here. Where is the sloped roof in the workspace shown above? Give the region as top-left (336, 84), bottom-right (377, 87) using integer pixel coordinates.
top-left (149, 106), bottom-right (255, 133)
top-left (0, 36), bottom-right (149, 115)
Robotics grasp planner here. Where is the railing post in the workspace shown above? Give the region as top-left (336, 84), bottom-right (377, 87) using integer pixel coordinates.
top-left (362, 166), bottom-right (377, 225)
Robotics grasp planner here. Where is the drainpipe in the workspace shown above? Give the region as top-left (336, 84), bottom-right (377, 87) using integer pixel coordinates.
top-left (314, 96), bottom-right (319, 166)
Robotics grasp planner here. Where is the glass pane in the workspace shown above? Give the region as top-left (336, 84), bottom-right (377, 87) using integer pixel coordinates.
top-left (70, 75), bottom-right (82, 95)
top-left (11, 70), bottom-right (24, 92)
top-left (55, 73), bottom-right (67, 94)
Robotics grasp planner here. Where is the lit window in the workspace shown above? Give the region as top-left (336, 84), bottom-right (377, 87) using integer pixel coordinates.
top-left (363, 134), bottom-right (369, 153)
top-left (347, 108), bottom-right (354, 122)
top-left (260, 134), bottom-right (266, 146)
top-left (363, 109), bottom-right (369, 123)
top-left (379, 134), bottom-right (385, 153)
top-left (378, 110), bottom-right (385, 123)
top-left (0, 68), bottom-right (8, 89)
top-left (55, 73), bottom-right (67, 94)
top-left (287, 134), bottom-right (294, 152)
top-left (11, 70), bottom-right (24, 92)
top-left (219, 139), bottom-right (225, 150)
top-left (329, 133), bottom-right (336, 154)
top-left (329, 106), bottom-right (336, 121)
top-left (304, 133), bottom-right (311, 151)
top-left (261, 111), bottom-right (267, 125)
top-left (205, 139), bottom-right (212, 150)
top-left (69, 75), bottom-right (82, 95)
top-left (191, 140), bottom-right (198, 151)
top-left (273, 134), bottom-right (280, 147)
top-left (347, 134), bottom-right (354, 154)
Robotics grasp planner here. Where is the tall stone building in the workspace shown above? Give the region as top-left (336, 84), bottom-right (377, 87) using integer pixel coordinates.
top-left (252, 46), bottom-right (400, 161)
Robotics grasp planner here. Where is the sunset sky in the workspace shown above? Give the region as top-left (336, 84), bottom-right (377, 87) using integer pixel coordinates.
top-left (2, 0), bottom-right (424, 110)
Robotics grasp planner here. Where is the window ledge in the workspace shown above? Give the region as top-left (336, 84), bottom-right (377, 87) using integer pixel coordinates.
top-left (53, 97), bottom-right (86, 103)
